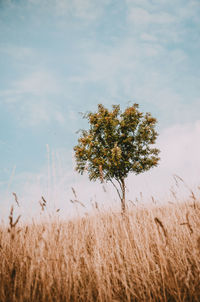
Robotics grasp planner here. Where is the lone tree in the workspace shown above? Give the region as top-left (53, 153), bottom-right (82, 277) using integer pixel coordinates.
top-left (74, 103), bottom-right (160, 212)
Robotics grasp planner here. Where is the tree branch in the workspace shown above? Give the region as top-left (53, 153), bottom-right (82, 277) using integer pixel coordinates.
top-left (115, 177), bottom-right (123, 192)
top-left (109, 177), bottom-right (122, 201)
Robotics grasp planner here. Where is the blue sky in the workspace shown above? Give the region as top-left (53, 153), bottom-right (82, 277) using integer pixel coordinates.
top-left (0, 0), bottom-right (200, 218)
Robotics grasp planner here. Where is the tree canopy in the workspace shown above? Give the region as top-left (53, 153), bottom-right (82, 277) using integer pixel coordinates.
top-left (74, 103), bottom-right (160, 212)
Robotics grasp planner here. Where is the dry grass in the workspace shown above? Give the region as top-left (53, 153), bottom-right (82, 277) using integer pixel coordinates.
top-left (0, 200), bottom-right (200, 301)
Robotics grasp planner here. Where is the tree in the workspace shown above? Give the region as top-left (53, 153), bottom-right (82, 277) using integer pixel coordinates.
top-left (74, 103), bottom-right (160, 212)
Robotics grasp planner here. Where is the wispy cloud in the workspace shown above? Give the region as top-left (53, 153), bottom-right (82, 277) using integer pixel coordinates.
top-left (13, 70), bottom-right (60, 96)
top-left (8, 100), bottom-right (66, 126)
top-left (55, 0), bottom-right (111, 20)
top-left (0, 45), bottom-right (35, 60)
top-left (1, 70), bottom-right (66, 126)
top-left (126, 0), bottom-right (200, 44)
top-left (25, 0), bottom-right (111, 23)
top-left (128, 7), bottom-right (175, 25)
top-left (127, 119), bottom-right (200, 200)
top-left (1, 70), bottom-right (60, 98)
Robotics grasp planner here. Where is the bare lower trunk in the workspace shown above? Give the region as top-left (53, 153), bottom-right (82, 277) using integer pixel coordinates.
top-left (121, 178), bottom-right (126, 213)
top-left (110, 177), bottom-right (126, 213)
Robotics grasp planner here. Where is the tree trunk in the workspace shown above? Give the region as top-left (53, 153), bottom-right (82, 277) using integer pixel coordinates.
top-left (121, 178), bottom-right (126, 213)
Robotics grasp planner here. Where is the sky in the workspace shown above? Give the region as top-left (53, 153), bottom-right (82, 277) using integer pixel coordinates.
top-left (0, 0), bottom-right (200, 220)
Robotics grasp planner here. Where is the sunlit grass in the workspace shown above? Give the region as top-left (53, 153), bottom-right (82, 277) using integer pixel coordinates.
top-left (0, 192), bottom-right (200, 301)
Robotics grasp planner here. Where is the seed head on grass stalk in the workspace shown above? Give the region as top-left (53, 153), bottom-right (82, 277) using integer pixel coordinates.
top-left (74, 103), bottom-right (160, 212)
top-left (8, 206), bottom-right (21, 240)
top-left (154, 217), bottom-right (168, 246)
top-left (39, 196), bottom-right (47, 211)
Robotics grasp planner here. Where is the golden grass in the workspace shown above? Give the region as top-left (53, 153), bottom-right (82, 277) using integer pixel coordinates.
top-left (0, 201), bottom-right (200, 301)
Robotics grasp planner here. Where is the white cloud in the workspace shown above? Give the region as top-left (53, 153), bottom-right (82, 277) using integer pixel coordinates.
top-left (72, 0), bottom-right (105, 20)
top-left (126, 0), bottom-right (150, 6)
top-left (23, 101), bottom-right (50, 125)
top-left (68, 109), bottom-right (78, 121)
top-left (9, 0), bottom-right (110, 21)
top-left (71, 36), bottom-right (188, 115)
top-left (64, 33), bottom-right (196, 126)
top-left (1, 70), bottom-right (66, 126)
top-left (128, 7), bottom-right (175, 25)
top-left (177, 1), bottom-right (200, 24)
top-left (158, 121), bottom-right (200, 177)
top-left (140, 33), bottom-right (158, 42)
top-left (0, 45), bottom-right (35, 60)
top-left (14, 70), bottom-right (60, 96)
top-left (126, 0), bottom-right (200, 46)
top-left (51, 0), bottom-right (111, 22)
top-left (55, 110), bottom-right (66, 125)
top-left (169, 49), bottom-right (187, 63)
top-left (127, 120), bottom-right (200, 201)
top-left (1, 70), bottom-right (60, 100)
top-left (16, 100), bottom-right (66, 126)
top-left (74, 38), bottom-right (141, 96)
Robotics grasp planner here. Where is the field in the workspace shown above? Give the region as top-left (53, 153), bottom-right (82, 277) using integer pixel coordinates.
top-left (0, 198), bottom-right (200, 301)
